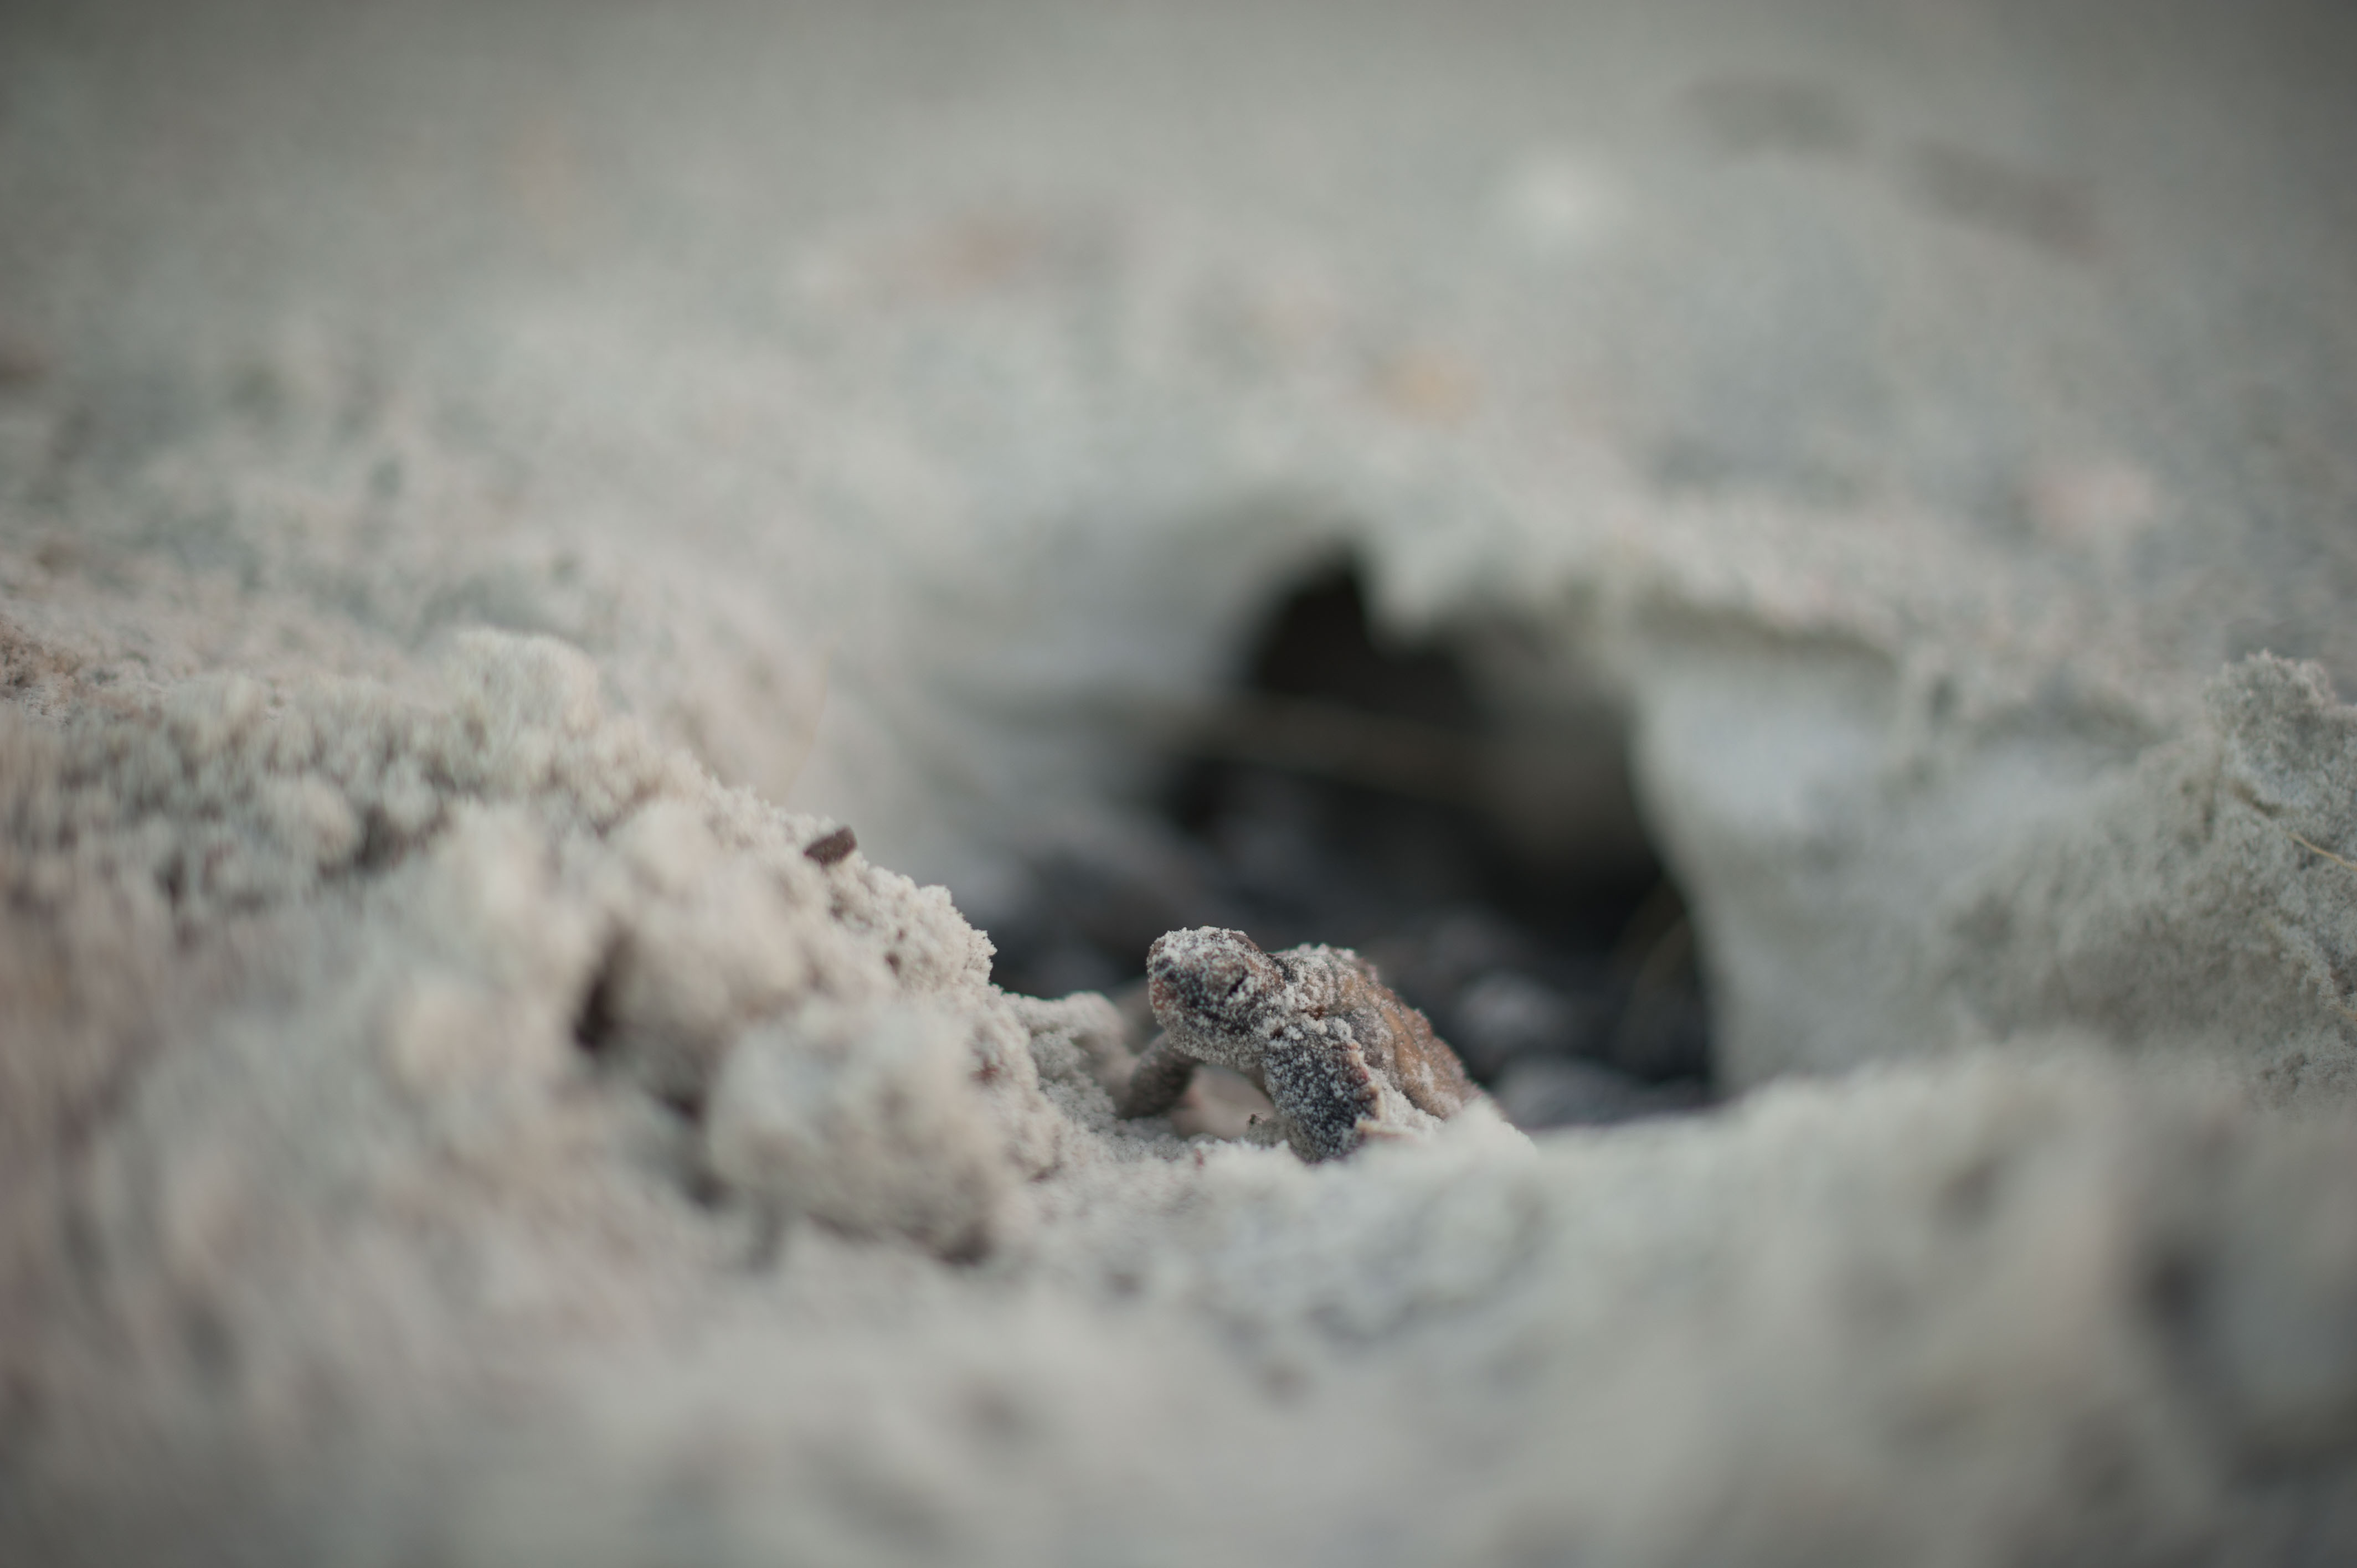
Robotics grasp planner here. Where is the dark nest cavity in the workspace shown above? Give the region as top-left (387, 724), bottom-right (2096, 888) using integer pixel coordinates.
top-left (989, 563), bottom-right (1714, 1131)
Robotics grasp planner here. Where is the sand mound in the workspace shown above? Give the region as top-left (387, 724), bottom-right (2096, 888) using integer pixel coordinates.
top-left (2, 629), bottom-right (2355, 1563)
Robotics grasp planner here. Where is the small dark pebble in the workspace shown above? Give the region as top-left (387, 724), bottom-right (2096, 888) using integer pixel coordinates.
top-left (803, 826), bottom-right (858, 866)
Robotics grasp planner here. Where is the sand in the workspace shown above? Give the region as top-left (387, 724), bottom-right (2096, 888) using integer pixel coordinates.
top-left (7, 1), bottom-right (2357, 1561)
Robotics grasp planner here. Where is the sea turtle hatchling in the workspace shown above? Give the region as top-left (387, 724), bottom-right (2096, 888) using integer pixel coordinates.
top-left (1118, 926), bottom-right (1483, 1161)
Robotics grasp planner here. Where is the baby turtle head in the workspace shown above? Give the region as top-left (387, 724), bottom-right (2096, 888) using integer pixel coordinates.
top-left (1146, 927), bottom-right (1283, 1038)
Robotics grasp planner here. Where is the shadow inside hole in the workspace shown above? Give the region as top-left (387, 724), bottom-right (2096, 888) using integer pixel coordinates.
top-left (991, 563), bottom-right (1715, 1130)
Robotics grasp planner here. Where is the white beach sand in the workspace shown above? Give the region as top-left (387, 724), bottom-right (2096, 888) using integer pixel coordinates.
top-left (7, 2), bottom-right (2357, 1561)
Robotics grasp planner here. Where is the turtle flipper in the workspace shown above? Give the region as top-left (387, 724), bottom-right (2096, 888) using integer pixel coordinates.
top-left (1116, 1034), bottom-right (1202, 1120)
top-left (1259, 1021), bottom-right (1379, 1162)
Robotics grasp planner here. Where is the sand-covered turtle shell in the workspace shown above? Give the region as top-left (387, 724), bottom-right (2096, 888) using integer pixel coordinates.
top-left (1119, 926), bottom-right (1480, 1161)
